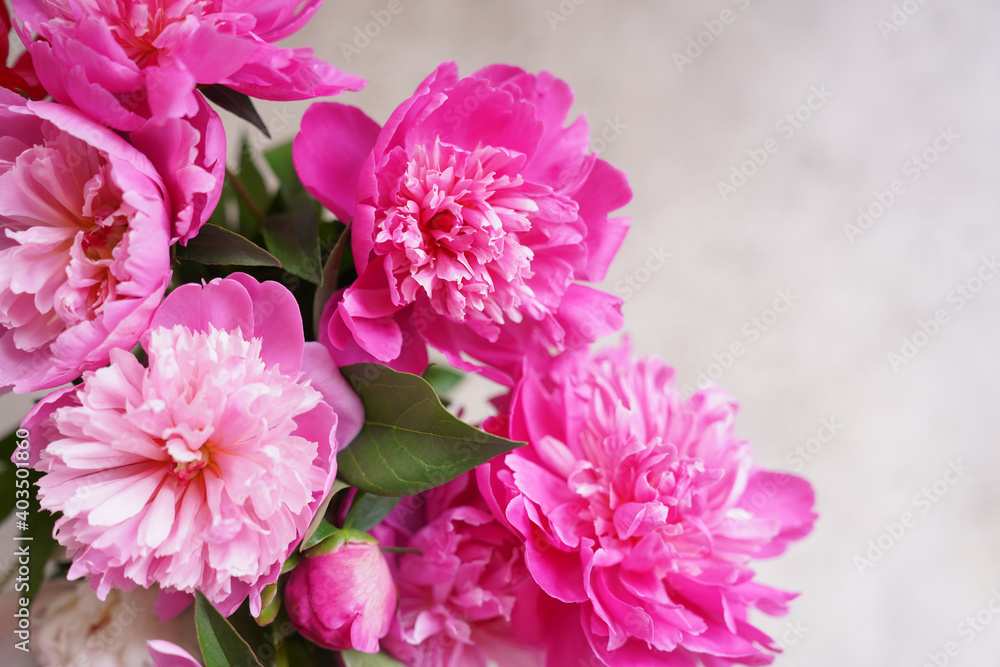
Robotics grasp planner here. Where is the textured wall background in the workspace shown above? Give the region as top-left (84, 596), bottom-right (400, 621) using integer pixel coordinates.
top-left (2, 1), bottom-right (999, 665)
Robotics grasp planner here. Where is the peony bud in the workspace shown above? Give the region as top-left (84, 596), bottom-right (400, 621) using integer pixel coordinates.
top-left (284, 531), bottom-right (397, 653)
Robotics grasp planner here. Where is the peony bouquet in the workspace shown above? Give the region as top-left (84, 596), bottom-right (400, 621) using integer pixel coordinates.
top-left (0, 1), bottom-right (816, 665)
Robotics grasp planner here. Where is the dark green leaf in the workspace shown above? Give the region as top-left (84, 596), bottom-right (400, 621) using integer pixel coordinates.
top-left (343, 492), bottom-right (399, 532)
top-left (0, 427), bottom-right (21, 524)
top-left (261, 196), bottom-right (322, 284)
top-left (312, 225), bottom-right (349, 335)
top-left (235, 138), bottom-right (270, 239)
top-left (200, 85), bottom-right (271, 138)
top-left (300, 517), bottom-right (338, 551)
top-left (340, 650), bottom-right (406, 667)
top-left (176, 224), bottom-right (282, 268)
top-left (338, 364), bottom-right (525, 496)
top-left (195, 592), bottom-right (264, 667)
top-left (263, 141), bottom-right (300, 195)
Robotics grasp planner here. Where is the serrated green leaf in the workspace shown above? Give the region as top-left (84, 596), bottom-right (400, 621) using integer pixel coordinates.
top-left (337, 364), bottom-right (525, 497)
top-left (340, 649), bottom-right (407, 667)
top-left (261, 196), bottom-right (322, 284)
top-left (343, 492), bottom-right (399, 532)
top-left (195, 592), bottom-right (264, 667)
top-left (176, 224), bottom-right (282, 268)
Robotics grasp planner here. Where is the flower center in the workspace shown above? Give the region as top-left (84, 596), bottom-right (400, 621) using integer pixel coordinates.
top-left (375, 139), bottom-right (537, 325)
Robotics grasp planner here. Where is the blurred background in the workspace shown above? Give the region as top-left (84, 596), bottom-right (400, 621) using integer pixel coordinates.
top-left (3, 1), bottom-right (999, 665)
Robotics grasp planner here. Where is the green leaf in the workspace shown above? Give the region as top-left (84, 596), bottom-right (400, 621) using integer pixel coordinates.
top-left (341, 650), bottom-right (407, 667)
top-left (195, 592), bottom-right (264, 667)
top-left (261, 196), bottom-right (322, 284)
top-left (263, 141), bottom-right (300, 196)
top-left (312, 225), bottom-right (350, 336)
top-left (338, 364), bottom-right (525, 496)
top-left (299, 517), bottom-right (339, 551)
top-left (422, 365), bottom-right (465, 399)
top-left (343, 492), bottom-right (399, 532)
top-left (175, 224), bottom-right (282, 268)
top-left (0, 428), bottom-right (22, 524)
top-left (200, 85), bottom-right (271, 138)
top-left (235, 138), bottom-right (271, 239)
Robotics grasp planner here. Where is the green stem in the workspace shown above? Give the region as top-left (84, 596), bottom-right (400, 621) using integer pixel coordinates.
top-left (226, 167), bottom-right (265, 224)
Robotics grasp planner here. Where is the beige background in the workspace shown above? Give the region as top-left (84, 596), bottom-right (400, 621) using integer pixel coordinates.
top-left (3, 0), bottom-right (999, 665)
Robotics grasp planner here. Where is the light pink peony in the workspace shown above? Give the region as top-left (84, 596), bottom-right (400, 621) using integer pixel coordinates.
top-left (22, 274), bottom-right (364, 616)
top-left (296, 62), bottom-right (632, 383)
top-left (372, 473), bottom-right (546, 667)
top-left (0, 90), bottom-right (172, 393)
top-left (479, 343), bottom-right (817, 666)
top-left (284, 531), bottom-right (396, 653)
top-left (12, 0), bottom-right (366, 131)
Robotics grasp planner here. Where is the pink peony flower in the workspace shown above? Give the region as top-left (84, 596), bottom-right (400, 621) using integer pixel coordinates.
top-left (372, 473), bottom-right (546, 667)
top-left (22, 274), bottom-right (364, 616)
top-left (478, 343), bottom-right (817, 666)
top-left (147, 640), bottom-right (202, 667)
top-left (0, 90), bottom-right (172, 393)
top-left (284, 531), bottom-right (396, 653)
top-left (296, 62), bottom-right (632, 383)
top-left (12, 0), bottom-right (366, 131)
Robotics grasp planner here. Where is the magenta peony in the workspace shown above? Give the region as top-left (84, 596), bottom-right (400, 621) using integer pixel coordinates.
top-left (284, 531), bottom-right (396, 654)
top-left (478, 343), bottom-right (817, 666)
top-left (22, 274), bottom-right (364, 616)
top-left (147, 640), bottom-right (202, 667)
top-left (11, 0), bottom-right (366, 130)
top-left (0, 90), bottom-right (172, 393)
top-left (295, 62), bottom-right (632, 383)
top-left (372, 473), bottom-right (546, 667)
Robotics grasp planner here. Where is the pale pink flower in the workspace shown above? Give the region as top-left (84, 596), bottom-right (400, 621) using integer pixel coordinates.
top-left (12, 0), bottom-right (366, 131)
top-left (34, 581), bottom-right (199, 667)
top-left (22, 274), bottom-right (364, 616)
top-left (296, 62), bottom-right (632, 383)
top-left (0, 91), bottom-right (172, 393)
top-left (284, 532), bottom-right (396, 653)
top-left (479, 343), bottom-right (817, 666)
top-left (372, 474), bottom-right (546, 667)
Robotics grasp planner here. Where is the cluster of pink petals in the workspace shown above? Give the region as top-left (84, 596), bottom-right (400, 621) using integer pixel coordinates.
top-left (479, 343), bottom-right (817, 666)
top-left (22, 274), bottom-right (364, 616)
top-left (296, 61), bottom-right (632, 384)
top-left (0, 90), bottom-right (172, 393)
top-left (372, 473), bottom-right (546, 667)
top-left (11, 0), bottom-right (365, 131)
